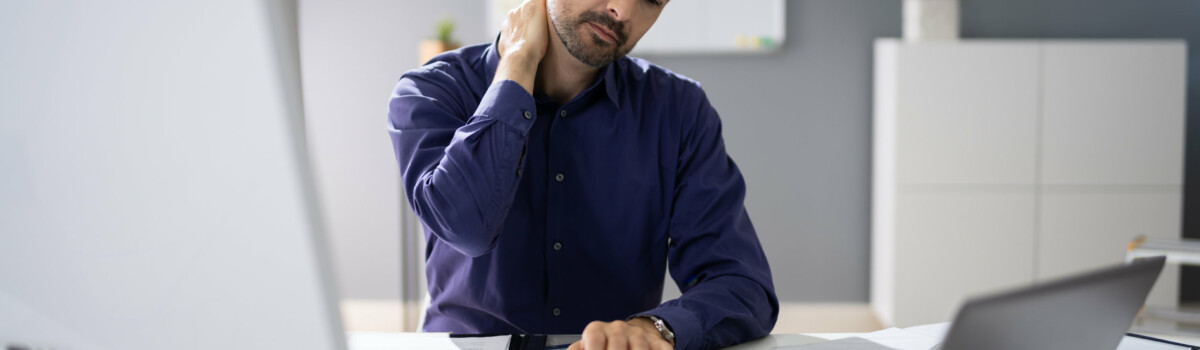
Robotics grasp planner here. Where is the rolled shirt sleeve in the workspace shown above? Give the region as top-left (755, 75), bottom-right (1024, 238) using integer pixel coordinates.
top-left (389, 67), bottom-right (537, 257)
top-left (640, 91), bottom-right (779, 350)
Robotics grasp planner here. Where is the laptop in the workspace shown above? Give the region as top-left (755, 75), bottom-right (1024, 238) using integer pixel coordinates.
top-left (937, 256), bottom-right (1166, 350)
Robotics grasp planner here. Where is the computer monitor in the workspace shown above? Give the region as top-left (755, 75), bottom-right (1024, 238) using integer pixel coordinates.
top-left (0, 1), bottom-right (346, 350)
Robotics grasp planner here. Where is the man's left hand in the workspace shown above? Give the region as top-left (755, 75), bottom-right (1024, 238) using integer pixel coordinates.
top-left (567, 319), bottom-right (673, 350)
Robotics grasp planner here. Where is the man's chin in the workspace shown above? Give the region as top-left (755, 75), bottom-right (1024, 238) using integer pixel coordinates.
top-left (564, 36), bottom-right (627, 66)
top-left (576, 53), bottom-right (620, 67)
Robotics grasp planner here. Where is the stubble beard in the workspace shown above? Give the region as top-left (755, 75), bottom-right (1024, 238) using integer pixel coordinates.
top-left (550, 9), bottom-right (632, 68)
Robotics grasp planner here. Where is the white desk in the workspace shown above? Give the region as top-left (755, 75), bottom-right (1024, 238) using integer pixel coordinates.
top-left (543, 334), bottom-right (862, 349)
top-left (713, 334), bottom-right (850, 349)
top-left (347, 332), bottom-right (834, 350)
top-left (348, 330), bottom-right (1200, 350)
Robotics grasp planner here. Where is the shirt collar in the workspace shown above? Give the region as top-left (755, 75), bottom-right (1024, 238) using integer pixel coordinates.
top-left (484, 39), bottom-right (620, 107)
top-left (600, 60), bottom-right (619, 107)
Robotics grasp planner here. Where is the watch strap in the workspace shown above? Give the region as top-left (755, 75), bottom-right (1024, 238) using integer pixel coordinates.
top-left (635, 315), bottom-right (675, 346)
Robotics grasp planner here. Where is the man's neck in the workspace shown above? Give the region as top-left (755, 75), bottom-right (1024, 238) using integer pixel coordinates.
top-left (535, 42), bottom-right (601, 105)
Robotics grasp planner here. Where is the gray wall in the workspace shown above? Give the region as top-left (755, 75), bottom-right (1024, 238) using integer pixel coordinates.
top-left (299, 0), bottom-right (490, 300)
top-left (640, 1), bottom-right (901, 302)
top-left (955, 0), bottom-right (1200, 300)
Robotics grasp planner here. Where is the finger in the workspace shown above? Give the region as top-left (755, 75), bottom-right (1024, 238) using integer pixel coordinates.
top-left (567, 340), bottom-right (583, 350)
top-left (605, 322), bottom-right (629, 350)
top-left (583, 321), bottom-right (608, 350)
top-left (628, 333), bottom-right (650, 350)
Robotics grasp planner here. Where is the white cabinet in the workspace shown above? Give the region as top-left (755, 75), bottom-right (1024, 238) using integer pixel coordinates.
top-left (1038, 191), bottom-right (1182, 310)
top-left (891, 191), bottom-right (1038, 328)
top-left (1040, 43), bottom-right (1188, 185)
top-left (872, 39), bottom-right (1186, 327)
top-left (891, 42), bottom-right (1041, 185)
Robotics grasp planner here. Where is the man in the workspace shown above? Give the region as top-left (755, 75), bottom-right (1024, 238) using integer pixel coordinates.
top-left (388, 0), bottom-right (777, 349)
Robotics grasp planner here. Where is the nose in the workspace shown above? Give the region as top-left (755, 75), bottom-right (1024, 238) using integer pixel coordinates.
top-left (605, 0), bottom-right (637, 22)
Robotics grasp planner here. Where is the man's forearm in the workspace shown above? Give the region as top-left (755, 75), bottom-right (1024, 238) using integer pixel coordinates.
top-left (390, 71), bottom-right (538, 257)
top-left (393, 0), bottom-right (548, 257)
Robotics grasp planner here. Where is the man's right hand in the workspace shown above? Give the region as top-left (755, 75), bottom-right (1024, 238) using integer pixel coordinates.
top-left (495, 0), bottom-right (549, 95)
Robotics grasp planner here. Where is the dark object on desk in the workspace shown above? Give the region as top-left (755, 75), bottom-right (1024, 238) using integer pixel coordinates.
top-left (938, 256), bottom-right (1165, 350)
top-left (450, 334), bottom-right (546, 350)
top-left (1126, 333), bottom-right (1200, 349)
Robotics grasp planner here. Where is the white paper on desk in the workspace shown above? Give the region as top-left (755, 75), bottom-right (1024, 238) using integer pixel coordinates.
top-left (902, 322), bottom-right (951, 340)
top-left (898, 322), bottom-right (1194, 350)
top-left (1117, 336), bottom-right (1193, 350)
top-left (348, 332), bottom-right (510, 350)
top-left (776, 328), bottom-right (940, 350)
top-left (450, 336), bottom-right (512, 350)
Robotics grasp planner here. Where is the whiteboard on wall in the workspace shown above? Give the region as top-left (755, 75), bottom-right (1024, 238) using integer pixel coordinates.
top-left (486, 0), bottom-right (786, 55)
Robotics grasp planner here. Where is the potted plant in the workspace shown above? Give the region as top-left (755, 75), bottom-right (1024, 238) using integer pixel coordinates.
top-left (419, 18), bottom-right (460, 64)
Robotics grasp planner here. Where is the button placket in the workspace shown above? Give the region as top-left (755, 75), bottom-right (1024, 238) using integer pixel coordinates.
top-left (543, 102), bottom-right (572, 327)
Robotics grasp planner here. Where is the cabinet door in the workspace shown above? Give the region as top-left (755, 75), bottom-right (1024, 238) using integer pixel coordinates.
top-left (893, 190), bottom-right (1037, 326)
top-left (891, 42), bottom-right (1040, 185)
top-left (1038, 191), bottom-right (1181, 307)
top-left (1040, 42), bottom-right (1186, 186)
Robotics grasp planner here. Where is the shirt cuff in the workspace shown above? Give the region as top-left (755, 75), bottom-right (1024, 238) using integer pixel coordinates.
top-left (473, 79), bottom-right (537, 136)
top-left (636, 304), bottom-right (703, 350)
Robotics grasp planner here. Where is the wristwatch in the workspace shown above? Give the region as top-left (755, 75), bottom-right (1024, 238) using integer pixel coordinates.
top-left (637, 315), bottom-right (675, 345)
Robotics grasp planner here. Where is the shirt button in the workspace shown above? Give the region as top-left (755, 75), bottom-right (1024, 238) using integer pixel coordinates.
top-left (523, 111), bottom-right (532, 120)
top-left (516, 168), bottom-right (523, 177)
top-left (559, 110), bottom-right (567, 118)
top-left (555, 173), bottom-right (564, 182)
top-left (553, 242), bottom-right (562, 251)
top-left (553, 308), bottom-right (561, 316)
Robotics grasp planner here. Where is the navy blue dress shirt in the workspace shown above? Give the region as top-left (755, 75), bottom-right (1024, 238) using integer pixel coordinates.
top-left (388, 42), bottom-right (778, 350)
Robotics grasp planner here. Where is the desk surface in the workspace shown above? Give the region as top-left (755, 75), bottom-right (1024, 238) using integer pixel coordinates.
top-left (720, 333), bottom-right (853, 349)
top-left (349, 331), bottom-right (1200, 350)
top-left (348, 333), bottom-right (836, 350)
top-left (547, 334), bottom-right (849, 349)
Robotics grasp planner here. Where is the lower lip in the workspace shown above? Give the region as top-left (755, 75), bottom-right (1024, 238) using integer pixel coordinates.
top-left (588, 23), bottom-right (616, 42)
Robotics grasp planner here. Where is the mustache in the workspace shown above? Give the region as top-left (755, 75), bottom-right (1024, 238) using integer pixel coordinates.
top-left (577, 10), bottom-right (627, 44)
